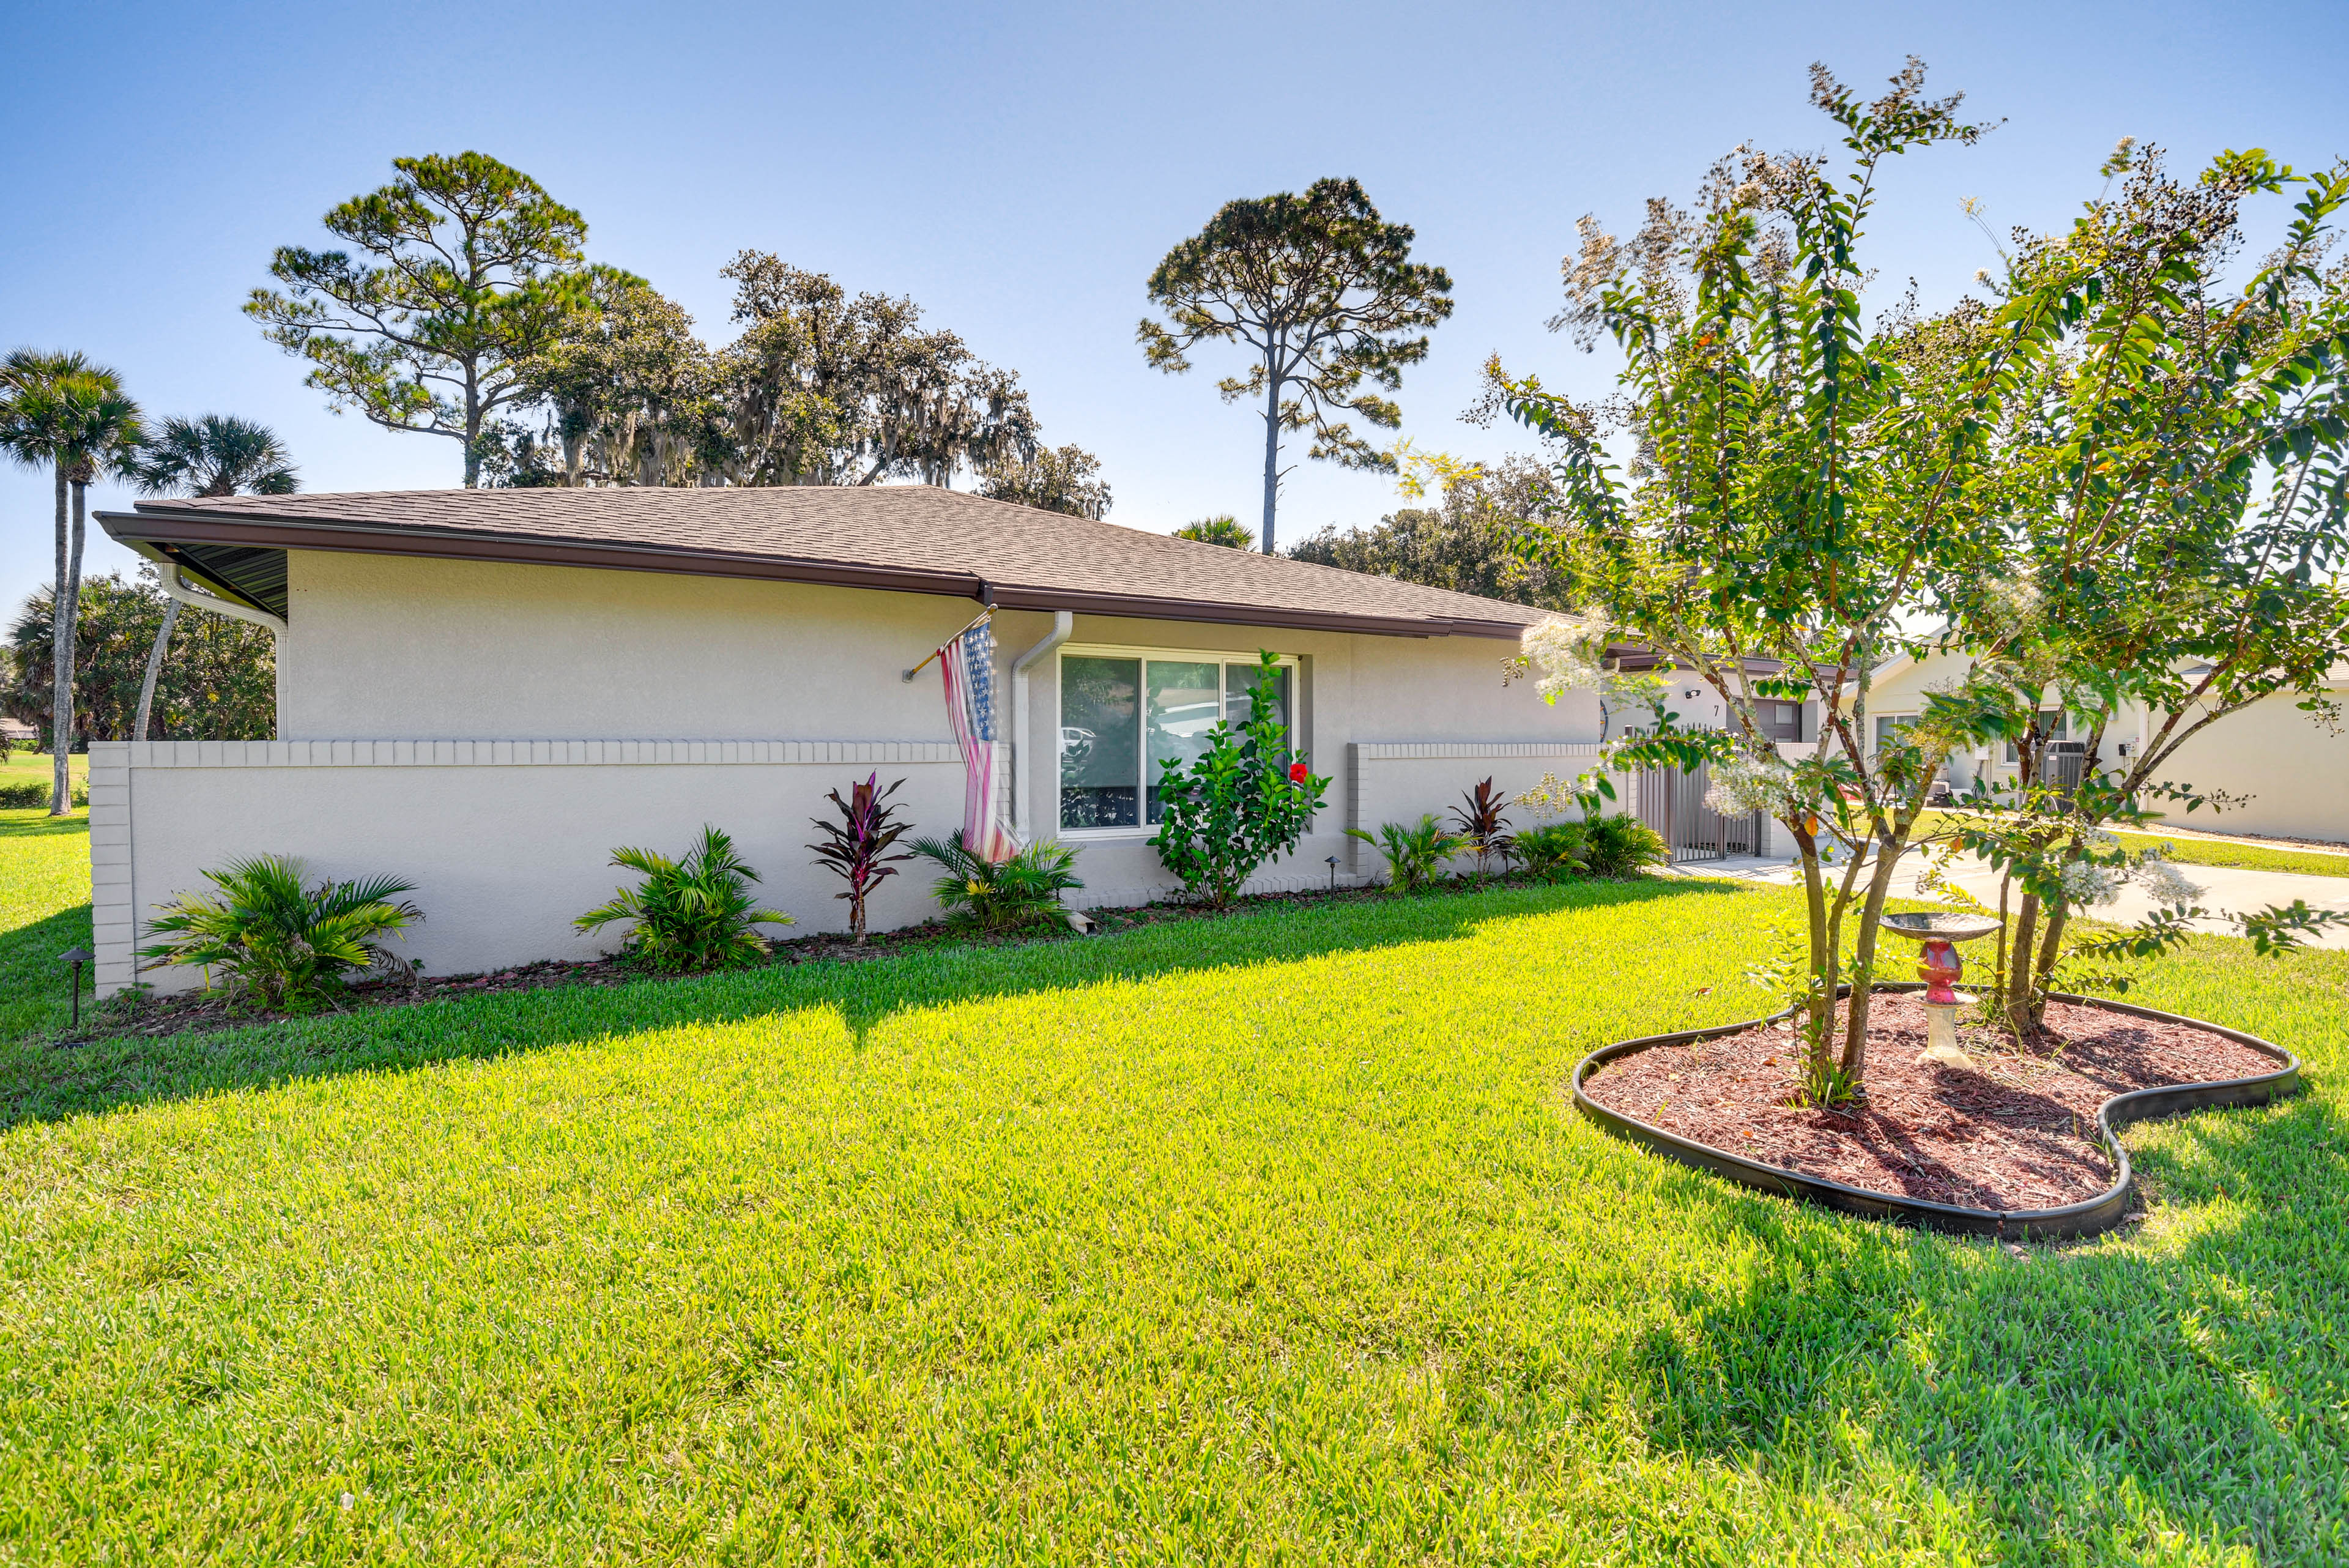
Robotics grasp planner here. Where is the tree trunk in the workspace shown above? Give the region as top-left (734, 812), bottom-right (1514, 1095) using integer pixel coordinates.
top-left (2029, 903), bottom-right (2071, 1024)
top-left (49, 466), bottom-right (69, 814)
top-left (1838, 830), bottom-right (1909, 1082)
top-left (462, 370), bottom-right (482, 488)
top-left (135, 598), bottom-right (180, 742)
top-left (2004, 889), bottom-right (2042, 1035)
top-left (1259, 349), bottom-right (1282, 555)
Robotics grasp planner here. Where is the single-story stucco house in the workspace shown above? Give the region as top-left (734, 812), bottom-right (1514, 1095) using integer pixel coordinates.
top-left (1828, 647), bottom-right (2349, 844)
top-left (90, 486), bottom-right (1620, 995)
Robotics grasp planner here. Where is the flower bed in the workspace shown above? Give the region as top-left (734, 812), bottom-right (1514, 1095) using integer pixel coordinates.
top-left (1574, 986), bottom-right (2299, 1238)
top-left (78, 869), bottom-right (1641, 1044)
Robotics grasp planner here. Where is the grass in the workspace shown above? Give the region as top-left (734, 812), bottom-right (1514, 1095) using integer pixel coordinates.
top-left (2, 831), bottom-right (2345, 1564)
top-left (0, 806), bottom-right (92, 1041)
top-left (0, 747), bottom-right (88, 782)
top-left (2109, 826), bottom-right (2349, 879)
top-left (1918, 809), bottom-right (2349, 880)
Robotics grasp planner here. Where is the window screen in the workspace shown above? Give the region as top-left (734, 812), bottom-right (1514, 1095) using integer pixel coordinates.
top-left (1059, 656), bottom-right (1141, 828)
top-left (2005, 711), bottom-right (2068, 764)
top-left (1061, 655), bottom-right (1297, 831)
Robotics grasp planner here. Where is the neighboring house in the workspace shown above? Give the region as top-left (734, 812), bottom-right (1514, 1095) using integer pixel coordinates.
top-left (89, 486), bottom-right (1606, 994)
top-left (1826, 647), bottom-right (2349, 844)
top-left (0, 715), bottom-right (34, 746)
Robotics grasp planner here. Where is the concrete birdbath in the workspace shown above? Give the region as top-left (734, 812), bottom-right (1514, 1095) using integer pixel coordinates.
top-left (1881, 911), bottom-right (2003, 1066)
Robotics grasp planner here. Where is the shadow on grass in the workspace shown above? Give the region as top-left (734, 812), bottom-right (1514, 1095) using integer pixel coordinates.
top-left (0, 904), bottom-right (92, 1042)
top-left (0, 877), bottom-right (1730, 1132)
top-left (1605, 1066), bottom-right (2349, 1560)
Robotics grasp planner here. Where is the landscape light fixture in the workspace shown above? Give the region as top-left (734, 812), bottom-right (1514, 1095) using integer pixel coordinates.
top-left (1325, 854), bottom-right (1340, 891)
top-left (57, 945), bottom-right (92, 1035)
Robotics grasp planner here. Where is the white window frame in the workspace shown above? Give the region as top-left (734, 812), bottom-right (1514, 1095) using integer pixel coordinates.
top-left (1053, 644), bottom-right (1301, 840)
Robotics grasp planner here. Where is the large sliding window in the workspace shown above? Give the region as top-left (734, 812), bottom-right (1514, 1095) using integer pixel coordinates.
top-left (1059, 651), bottom-right (1294, 832)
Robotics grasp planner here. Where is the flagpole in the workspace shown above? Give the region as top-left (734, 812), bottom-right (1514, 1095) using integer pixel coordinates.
top-left (901, 608), bottom-right (995, 683)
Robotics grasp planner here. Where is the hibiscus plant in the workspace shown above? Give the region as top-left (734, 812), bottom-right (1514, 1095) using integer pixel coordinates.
top-left (1151, 650), bottom-right (1329, 907)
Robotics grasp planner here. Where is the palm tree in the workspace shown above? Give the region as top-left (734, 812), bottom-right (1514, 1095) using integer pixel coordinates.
top-left (125, 415), bottom-right (299, 741)
top-left (0, 351), bottom-right (143, 813)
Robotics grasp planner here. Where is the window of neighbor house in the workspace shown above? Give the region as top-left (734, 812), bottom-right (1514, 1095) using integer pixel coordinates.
top-left (1873, 713), bottom-right (1917, 750)
top-left (2005, 711), bottom-right (2068, 764)
top-left (1058, 652), bottom-right (1293, 832)
top-left (1757, 700), bottom-right (1803, 742)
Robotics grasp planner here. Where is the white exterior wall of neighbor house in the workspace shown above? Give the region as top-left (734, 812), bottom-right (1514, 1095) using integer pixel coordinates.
top-left (1831, 649), bottom-right (2349, 843)
top-left (2146, 680), bottom-right (2349, 844)
top-left (94, 552), bottom-right (1603, 994)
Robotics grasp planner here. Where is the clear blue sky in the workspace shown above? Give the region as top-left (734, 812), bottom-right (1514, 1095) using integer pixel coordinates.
top-left (5, 0), bottom-right (2344, 614)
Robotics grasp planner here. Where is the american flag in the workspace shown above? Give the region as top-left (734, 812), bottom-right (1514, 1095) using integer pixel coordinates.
top-left (938, 617), bottom-right (1014, 861)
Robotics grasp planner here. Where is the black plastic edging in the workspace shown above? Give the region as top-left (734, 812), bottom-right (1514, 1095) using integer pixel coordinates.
top-left (1570, 982), bottom-right (2302, 1241)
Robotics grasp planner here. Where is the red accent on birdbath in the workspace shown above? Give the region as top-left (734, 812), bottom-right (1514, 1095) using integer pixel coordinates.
top-left (1920, 938), bottom-right (1963, 1004)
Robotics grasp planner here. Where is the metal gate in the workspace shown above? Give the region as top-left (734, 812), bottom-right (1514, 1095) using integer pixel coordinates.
top-left (1634, 763), bottom-right (1766, 863)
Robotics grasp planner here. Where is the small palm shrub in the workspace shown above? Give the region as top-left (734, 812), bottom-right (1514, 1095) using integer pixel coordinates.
top-left (807, 773), bottom-right (915, 941)
top-left (576, 825), bottom-right (792, 972)
top-left (912, 831), bottom-right (1085, 933)
top-left (1582, 814), bottom-right (1669, 878)
top-left (1514, 821), bottom-right (1590, 882)
top-left (1347, 814), bottom-right (1462, 893)
top-left (138, 854), bottom-right (422, 1010)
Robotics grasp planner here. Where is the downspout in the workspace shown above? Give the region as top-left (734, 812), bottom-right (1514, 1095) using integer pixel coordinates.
top-left (160, 562), bottom-right (288, 635)
top-left (1009, 611), bottom-right (1074, 841)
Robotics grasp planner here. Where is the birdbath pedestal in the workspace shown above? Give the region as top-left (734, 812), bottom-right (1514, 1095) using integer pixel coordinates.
top-left (1881, 912), bottom-right (2003, 1066)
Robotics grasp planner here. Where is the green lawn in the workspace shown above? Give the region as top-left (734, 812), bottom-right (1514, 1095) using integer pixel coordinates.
top-left (1919, 809), bottom-right (2349, 879)
top-left (2, 825), bottom-right (2344, 1564)
top-left (0, 806), bottom-right (93, 1040)
top-left (2110, 827), bottom-right (2349, 879)
top-left (0, 748), bottom-right (88, 782)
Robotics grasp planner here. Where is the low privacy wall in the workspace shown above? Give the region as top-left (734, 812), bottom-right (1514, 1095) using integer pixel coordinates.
top-left (1345, 741), bottom-right (1623, 873)
top-left (88, 740), bottom-right (987, 996)
top-left (89, 737), bottom-right (1637, 997)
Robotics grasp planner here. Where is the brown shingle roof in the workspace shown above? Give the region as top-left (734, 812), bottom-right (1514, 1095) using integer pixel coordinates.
top-left (100, 486), bottom-right (1545, 639)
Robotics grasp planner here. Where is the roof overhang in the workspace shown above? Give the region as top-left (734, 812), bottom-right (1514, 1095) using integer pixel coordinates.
top-left (100, 504), bottom-right (1536, 642)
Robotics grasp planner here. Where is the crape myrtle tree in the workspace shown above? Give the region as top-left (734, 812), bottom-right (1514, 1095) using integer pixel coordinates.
top-left (248, 152), bottom-right (601, 486)
top-left (1139, 178), bottom-right (1453, 554)
top-left (1943, 144), bottom-right (2349, 1030)
top-left (1493, 62), bottom-right (2017, 1102)
top-left (0, 350), bottom-right (143, 813)
top-left (125, 414), bottom-right (299, 740)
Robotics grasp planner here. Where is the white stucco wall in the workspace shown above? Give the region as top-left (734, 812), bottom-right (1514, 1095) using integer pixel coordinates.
top-left (2149, 688), bottom-right (2349, 844)
top-left (1836, 650), bottom-right (2349, 842)
top-left (98, 551), bottom-right (1609, 994)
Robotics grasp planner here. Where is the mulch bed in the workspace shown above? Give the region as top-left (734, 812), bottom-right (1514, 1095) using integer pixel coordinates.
top-left (72, 871), bottom-right (1612, 1045)
top-left (1579, 991), bottom-right (2279, 1212)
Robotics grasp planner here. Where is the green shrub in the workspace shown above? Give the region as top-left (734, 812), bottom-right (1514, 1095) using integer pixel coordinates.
top-left (1514, 821), bottom-right (1590, 881)
top-left (0, 779), bottom-right (87, 810)
top-left (1346, 814), bottom-right (1462, 893)
top-left (913, 831), bottom-right (1085, 932)
top-left (576, 825), bottom-right (792, 973)
top-left (1151, 650), bottom-right (1329, 908)
top-left (1581, 814), bottom-right (1669, 878)
top-left (137, 855), bottom-right (422, 1010)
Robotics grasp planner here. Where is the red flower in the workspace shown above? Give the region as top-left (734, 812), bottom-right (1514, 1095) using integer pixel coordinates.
top-left (1288, 761), bottom-right (1309, 783)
